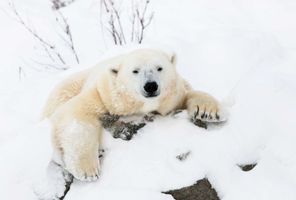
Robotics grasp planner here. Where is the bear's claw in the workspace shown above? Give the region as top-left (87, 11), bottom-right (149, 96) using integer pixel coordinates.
top-left (71, 168), bottom-right (100, 182)
top-left (192, 105), bottom-right (223, 123)
top-left (65, 158), bottom-right (100, 182)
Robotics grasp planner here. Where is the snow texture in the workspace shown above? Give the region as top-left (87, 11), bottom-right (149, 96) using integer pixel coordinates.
top-left (1, 0), bottom-right (296, 199)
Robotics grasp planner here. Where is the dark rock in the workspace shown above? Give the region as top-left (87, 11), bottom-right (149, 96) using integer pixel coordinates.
top-left (59, 170), bottom-right (73, 200)
top-left (239, 163), bottom-right (257, 171)
top-left (176, 151), bottom-right (191, 161)
top-left (100, 113), bottom-right (120, 129)
top-left (164, 178), bottom-right (220, 200)
top-left (100, 113), bottom-right (153, 140)
top-left (112, 122), bottom-right (146, 140)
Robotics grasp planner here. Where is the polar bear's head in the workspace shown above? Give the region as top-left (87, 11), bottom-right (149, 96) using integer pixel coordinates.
top-left (111, 49), bottom-right (177, 102)
top-left (106, 49), bottom-right (179, 114)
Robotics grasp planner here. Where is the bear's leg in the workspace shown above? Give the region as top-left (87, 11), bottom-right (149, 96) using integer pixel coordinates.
top-left (60, 120), bottom-right (101, 181)
top-left (51, 89), bottom-right (104, 182)
top-left (185, 91), bottom-right (227, 123)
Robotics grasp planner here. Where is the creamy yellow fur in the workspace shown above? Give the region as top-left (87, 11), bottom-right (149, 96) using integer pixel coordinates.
top-left (43, 49), bottom-right (225, 181)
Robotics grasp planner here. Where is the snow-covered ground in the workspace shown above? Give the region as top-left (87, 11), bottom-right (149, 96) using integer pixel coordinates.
top-left (0, 0), bottom-right (296, 199)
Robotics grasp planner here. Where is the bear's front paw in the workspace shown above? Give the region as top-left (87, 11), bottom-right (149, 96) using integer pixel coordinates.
top-left (66, 158), bottom-right (100, 182)
top-left (191, 103), bottom-right (223, 122)
top-left (187, 94), bottom-right (227, 125)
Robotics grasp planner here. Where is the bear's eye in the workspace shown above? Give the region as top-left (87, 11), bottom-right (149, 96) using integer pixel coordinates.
top-left (111, 69), bottom-right (118, 74)
top-left (133, 70), bottom-right (139, 74)
top-left (157, 67), bottom-right (163, 72)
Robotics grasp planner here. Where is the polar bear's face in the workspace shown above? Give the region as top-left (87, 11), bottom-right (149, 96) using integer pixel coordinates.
top-left (112, 49), bottom-right (176, 102)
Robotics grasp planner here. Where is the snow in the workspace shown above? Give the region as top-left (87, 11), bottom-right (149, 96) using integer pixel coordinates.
top-left (0, 0), bottom-right (296, 199)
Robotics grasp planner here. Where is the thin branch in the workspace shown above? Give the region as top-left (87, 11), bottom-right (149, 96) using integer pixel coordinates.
top-left (51, 0), bottom-right (76, 10)
top-left (18, 66), bottom-right (25, 80)
top-left (55, 11), bottom-right (80, 63)
top-left (31, 59), bottom-right (68, 70)
top-left (8, 0), bottom-right (66, 65)
top-left (101, 0), bottom-right (124, 45)
top-left (135, 0), bottom-right (154, 44)
top-left (130, 0), bottom-right (136, 42)
top-left (107, 0), bottom-right (126, 44)
top-left (99, 0), bottom-right (108, 48)
top-left (100, 0), bottom-right (154, 45)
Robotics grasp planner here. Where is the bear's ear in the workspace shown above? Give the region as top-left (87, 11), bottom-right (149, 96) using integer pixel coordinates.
top-left (169, 52), bottom-right (177, 65)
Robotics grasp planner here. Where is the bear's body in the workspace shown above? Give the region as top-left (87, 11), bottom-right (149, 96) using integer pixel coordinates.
top-left (43, 49), bottom-right (225, 181)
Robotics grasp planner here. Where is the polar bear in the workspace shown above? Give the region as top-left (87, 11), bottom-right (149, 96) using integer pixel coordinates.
top-left (43, 48), bottom-right (226, 181)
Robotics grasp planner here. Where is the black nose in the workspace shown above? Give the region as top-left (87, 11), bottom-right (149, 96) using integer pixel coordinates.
top-left (144, 81), bottom-right (158, 93)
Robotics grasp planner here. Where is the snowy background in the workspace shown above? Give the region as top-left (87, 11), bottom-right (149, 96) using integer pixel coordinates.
top-left (0, 0), bottom-right (296, 199)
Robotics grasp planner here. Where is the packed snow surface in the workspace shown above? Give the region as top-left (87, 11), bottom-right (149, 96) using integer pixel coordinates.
top-left (0, 0), bottom-right (296, 199)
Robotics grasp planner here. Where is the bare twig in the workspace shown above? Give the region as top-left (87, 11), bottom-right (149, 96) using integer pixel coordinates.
top-left (51, 0), bottom-right (76, 10)
top-left (8, 0), bottom-right (81, 70)
top-left (100, 0), bottom-right (154, 45)
top-left (109, 13), bottom-right (121, 44)
top-left (8, 0), bottom-right (67, 67)
top-left (101, 0), bottom-right (125, 45)
top-left (18, 66), bottom-right (25, 80)
top-left (55, 11), bottom-right (80, 63)
top-left (135, 0), bottom-right (154, 44)
top-left (107, 0), bottom-right (126, 44)
top-left (130, 0), bottom-right (136, 42)
top-left (31, 59), bottom-right (69, 70)
top-left (99, 0), bottom-right (108, 48)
